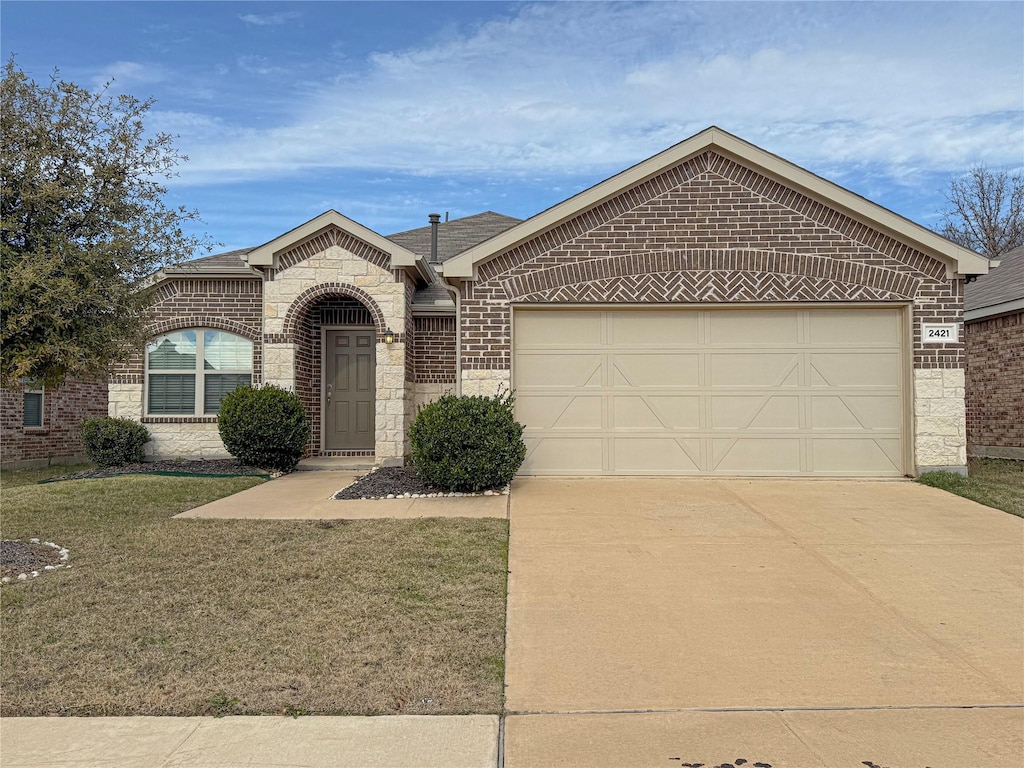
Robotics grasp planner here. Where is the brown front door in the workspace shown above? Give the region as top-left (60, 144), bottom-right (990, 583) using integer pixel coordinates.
top-left (324, 329), bottom-right (375, 450)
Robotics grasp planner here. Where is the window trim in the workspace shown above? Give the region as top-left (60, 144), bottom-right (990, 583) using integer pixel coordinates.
top-left (144, 328), bottom-right (253, 417)
top-left (23, 381), bottom-right (45, 428)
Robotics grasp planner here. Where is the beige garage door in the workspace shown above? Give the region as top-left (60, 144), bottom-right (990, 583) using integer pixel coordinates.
top-left (514, 307), bottom-right (907, 476)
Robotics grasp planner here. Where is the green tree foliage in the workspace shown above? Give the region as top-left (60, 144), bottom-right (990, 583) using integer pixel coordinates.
top-left (940, 164), bottom-right (1024, 260)
top-left (1, 58), bottom-right (208, 388)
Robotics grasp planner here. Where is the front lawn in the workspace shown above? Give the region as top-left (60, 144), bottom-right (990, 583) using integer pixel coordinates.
top-left (0, 474), bottom-right (509, 716)
top-left (918, 457), bottom-right (1024, 518)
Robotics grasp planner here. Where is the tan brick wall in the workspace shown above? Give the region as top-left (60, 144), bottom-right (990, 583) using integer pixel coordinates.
top-left (1, 378), bottom-right (109, 467)
top-left (965, 311), bottom-right (1024, 458)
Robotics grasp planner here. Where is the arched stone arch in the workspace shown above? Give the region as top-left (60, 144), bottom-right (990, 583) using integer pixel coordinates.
top-left (282, 282), bottom-right (388, 343)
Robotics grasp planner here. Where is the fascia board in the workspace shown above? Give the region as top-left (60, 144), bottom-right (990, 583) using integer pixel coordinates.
top-left (444, 126), bottom-right (992, 279)
top-left (965, 298), bottom-right (1024, 322)
top-left (245, 210), bottom-right (420, 270)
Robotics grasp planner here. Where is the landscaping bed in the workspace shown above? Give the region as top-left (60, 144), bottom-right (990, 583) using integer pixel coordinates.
top-left (1, 473), bottom-right (509, 716)
top-left (334, 466), bottom-right (509, 500)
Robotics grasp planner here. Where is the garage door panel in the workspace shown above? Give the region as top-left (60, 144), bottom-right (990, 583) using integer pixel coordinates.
top-left (709, 309), bottom-right (800, 344)
top-left (613, 355), bottom-right (699, 387)
top-left (517, 395), bottom-right (603, 430)
top-left (811, 438), bottom-right (902, 474)
top-left (613, 395), bottom-right (700, 430)
top-left (809, 308), bottom-right (900, 344)
top-left (522, 437), bottom-right (603, 474)
top-left (811, 396), bottom-right (901, 431)
top-left (710, 354), bottom-right (800, 387)
top-left (514, 308), bottom-right (906, 477)
top-left (713, 438), bottom-right (803, 473)
top-left (611, 311), bottom-right (698, 346)
top-left (516, 310), bottom-right (601, 346)
top-left (614, 438), bottom-right (700, 472)
top-left (516, 354), bottom-right (602, 387)
top-left (711, 395), bottom-right (800, 430)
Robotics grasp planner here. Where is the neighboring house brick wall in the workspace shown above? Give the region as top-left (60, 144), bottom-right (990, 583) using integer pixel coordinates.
top-left (965, 311), bottom-right (1024, 459)
top-left (1, 379), bottom-right (108, 467)
top-left (460, 150), bottom-right (965, 472)
top-left (109, 277), bottom-right (263, 459)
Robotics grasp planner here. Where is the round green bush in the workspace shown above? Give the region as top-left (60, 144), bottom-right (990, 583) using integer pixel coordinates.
top-left (409, 391), bottom-right (526, 492)
top-left (217, 384), bottom-right (311, 472)
top-left (80, 417), bottom-right (151, 467)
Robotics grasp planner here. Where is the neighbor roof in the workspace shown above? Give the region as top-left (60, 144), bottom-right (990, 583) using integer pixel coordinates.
top-left (965, 244), bottom-right (1024, 321)
top-left (388, 212), bottom-right (522, 263)
top-left (441, 126), bottom-right (994, 280)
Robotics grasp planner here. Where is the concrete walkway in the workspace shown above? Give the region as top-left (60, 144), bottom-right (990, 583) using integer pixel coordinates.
top-left (0, 715), bottom-right (499, 768)
top-left (503, 478), bottom-right (1024, 767)
top-left (175, 470), bottom-right (508, 519)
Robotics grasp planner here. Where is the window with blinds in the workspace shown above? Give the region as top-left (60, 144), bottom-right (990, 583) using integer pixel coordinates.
top-left (23, 381), bottom-right (44, 427)
top-left (146, 329), bottom-right (252, 416)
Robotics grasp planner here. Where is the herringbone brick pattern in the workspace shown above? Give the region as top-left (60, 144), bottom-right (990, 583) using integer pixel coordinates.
top-left (277, 225), bottom-right (390, 273)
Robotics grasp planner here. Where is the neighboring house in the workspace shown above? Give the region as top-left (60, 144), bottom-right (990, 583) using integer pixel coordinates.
top-left (106, 127), bottom-right (993, 477)
top-left (964, 244), bottom-right (1024, 460)
top-left (1, 378), bottom-right (108, 468)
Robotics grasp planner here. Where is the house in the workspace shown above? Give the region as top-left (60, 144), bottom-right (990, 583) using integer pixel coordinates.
top-left (106, 126), bottom-right (993, 477)
top-left (964, 244), bottom-right (1023, 460)
top-left (1, 379), bottom-right (108, 468)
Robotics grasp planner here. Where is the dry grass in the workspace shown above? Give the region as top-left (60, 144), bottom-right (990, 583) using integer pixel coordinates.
top-left (918, 457), bottom-right (1024, 518)
top-left (1, 463), bottom-right (96, 489)
top-left (1, 474), bottom-right (509, 716)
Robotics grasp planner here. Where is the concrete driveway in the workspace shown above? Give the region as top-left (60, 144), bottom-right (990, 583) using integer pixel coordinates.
top-left (504, 478), bottom-right (1024, 767)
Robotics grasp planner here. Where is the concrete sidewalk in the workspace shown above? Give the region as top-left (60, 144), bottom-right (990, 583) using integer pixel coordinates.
top-left (175, 470), bottom-right (508, 519)
top-left (0, 715), bottom-right (500, 768)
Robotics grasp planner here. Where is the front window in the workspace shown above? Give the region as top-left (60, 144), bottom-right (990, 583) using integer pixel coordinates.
top-left (146, 329), bottom-right (253, 415)
top-left (23, 381), bottom-right (44, 427)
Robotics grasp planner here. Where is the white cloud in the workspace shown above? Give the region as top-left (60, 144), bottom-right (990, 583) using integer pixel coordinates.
top-left (93, 60), bottom-right (165, 89)
top-left (238, 11), bottom-right (300, 27)
top-left (175, 2), bottom-right (1024, 187)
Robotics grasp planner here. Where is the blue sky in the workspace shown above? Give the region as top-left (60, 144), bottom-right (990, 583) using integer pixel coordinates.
top-left (3, 1), bottom-right (1023, 255)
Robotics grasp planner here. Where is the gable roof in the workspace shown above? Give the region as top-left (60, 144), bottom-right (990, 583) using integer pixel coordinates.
top-left (441, 126), bottom-right (993, 280)
top-left (164, 247), bottom-right (258, 276)
top-left (388, 211), bottom-right (522, 263)
top-left (965, 244), bottom-right (1024, 321)
top-left (244, 209), bottom-right (426, 279)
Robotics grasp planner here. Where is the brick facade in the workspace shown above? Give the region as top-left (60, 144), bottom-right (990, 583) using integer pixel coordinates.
top-left (1, 378), bottom-right (108, 467)
top-left (965, 311), bottom-right (1024, 458)
top-left (413, 316), bottom-right (457, 384)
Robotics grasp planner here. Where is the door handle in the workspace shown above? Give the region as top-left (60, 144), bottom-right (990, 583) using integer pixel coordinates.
top-left (326, 383), bottom-right (332, 403)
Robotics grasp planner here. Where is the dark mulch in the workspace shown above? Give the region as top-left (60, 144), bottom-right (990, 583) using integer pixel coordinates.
top-left (334, 466), bottom-right (443, 499)
top-left (40, 459), bottom-right (270, 484)
top-left (1, 541), bottom-right (62, 578)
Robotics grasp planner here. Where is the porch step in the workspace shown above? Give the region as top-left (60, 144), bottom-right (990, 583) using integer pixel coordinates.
top-left (295, 457), bottom-right (378, 472)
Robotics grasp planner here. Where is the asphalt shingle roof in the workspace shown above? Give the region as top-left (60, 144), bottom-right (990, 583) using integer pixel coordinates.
top-left (165, 247), bottom-right (255, 275)
top-left (964, 245), bottom-right (1024, 315)
top-left (387, 211), bottom-right (522, 263)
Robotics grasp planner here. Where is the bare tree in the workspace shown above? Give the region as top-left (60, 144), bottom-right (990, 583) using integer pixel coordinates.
top-left (940, 164), bottom-right (1024, 260)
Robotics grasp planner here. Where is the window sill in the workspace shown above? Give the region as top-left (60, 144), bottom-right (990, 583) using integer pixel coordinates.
top-left (142, 416), bottom-right (219, 424)
top-left (23, 427), bottom-right (48, 434)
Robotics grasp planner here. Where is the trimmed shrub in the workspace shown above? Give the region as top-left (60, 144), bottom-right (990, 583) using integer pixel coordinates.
top-left (80, 417), bottom-right (150, 467)
top-left (409, 391), bottom-right (526, 492)
top-left (217, 384), bottom-right (310, 472)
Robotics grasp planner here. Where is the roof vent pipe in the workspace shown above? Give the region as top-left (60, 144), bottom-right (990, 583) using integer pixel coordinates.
top-left (429, 212), bottom-right (441, 263)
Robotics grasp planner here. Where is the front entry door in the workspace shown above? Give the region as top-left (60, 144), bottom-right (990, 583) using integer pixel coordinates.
top-left (324, 329), bottom-right (375, 450)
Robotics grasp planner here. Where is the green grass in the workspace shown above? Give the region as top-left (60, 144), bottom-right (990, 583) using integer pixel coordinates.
top-left (918, 457), bottom-right (1024, 517)
top-left (1, 474), bottom-right (509, 716)
top-left (0, 463), bottom-right (95, 489)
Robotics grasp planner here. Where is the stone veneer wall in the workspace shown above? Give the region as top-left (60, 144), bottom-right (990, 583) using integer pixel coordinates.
top-left (109, 277), bottom-right (263, 459)
top-left (458, 149), bottom-right (966, 473)
top-left (965, 311), bottom-right (1024, 459)
top-left (261, 227), bottom-right (408, 461)
top-left (1, 379), bottom-right (109, 467)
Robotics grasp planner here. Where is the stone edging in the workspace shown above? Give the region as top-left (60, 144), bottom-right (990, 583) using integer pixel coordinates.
top-left (0, 539), bottom-right (71, 584)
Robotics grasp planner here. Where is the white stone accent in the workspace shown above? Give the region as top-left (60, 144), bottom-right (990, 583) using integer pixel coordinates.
top-left (412, 382), bottom-right (452, 412)
top-left (108, 383), bottom-right (143, 420)
top-left (460, 369), bottom-right (512, 398)
top-left (145, 422), bottom-right (229, 459)
top-left (914, 368), bottom-right (967, 471)
top-left (262, 343), bottom-right (297, 391)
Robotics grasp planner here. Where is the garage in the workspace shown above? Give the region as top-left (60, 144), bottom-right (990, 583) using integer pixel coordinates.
top-left (513, 306), bottom-right (908, 476)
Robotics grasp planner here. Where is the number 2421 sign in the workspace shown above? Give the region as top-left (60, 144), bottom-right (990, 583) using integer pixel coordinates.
top-left (922, 323), bottom-right (958, 343)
